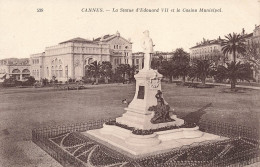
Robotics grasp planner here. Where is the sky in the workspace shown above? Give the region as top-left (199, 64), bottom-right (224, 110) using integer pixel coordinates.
top-left (0, 0), bottom-right (259, 59)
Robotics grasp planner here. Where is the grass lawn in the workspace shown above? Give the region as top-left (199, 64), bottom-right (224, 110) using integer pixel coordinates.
top-left (0, 83), bottom-right (259, 166)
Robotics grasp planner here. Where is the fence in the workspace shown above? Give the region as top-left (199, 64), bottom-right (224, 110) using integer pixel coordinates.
top-left (199, 119), bottom-right (260, 140)
top-left (32, 118), bottom-right (260, 167)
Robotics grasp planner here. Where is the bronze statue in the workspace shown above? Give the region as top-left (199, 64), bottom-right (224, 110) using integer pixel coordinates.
top-left (148, 90), bottom-right (174, 124)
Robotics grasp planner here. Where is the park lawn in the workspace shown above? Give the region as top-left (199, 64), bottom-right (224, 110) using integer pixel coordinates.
top-left (0, 83), bottom-right (259, 166)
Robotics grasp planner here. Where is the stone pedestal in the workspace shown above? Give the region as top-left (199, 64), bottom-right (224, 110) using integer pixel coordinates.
top-left (116, 69), bottom-right (183, 130)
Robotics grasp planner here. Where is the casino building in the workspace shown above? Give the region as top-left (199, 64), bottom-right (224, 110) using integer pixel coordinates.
top-left (30, 31), bottom-right (143, 81)
top-left (0, 58), bottom-right (30, 82)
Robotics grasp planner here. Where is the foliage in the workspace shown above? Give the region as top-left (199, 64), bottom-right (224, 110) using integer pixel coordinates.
top-left (22, 76), bottom-right (36, 86)
top-left (209, 49), bottom-right (226, 66)
top-left (151, 55), bottom-right (165, 69)
top-left (100, 61), bottom-right (113, 83)
top-left (41, 78), bottom-right (49, 86)
top-left (242, 41), bottom-right (260, 80)
top-left (221, 33), bottom-right (246, 62)
top-left (189, 59), bottom-right (214, 86)
top-left (115, 64), bottom-right (131, 83)
top-left (2, 76), bottom-right (36, 87)
top-left (171, 48), bottom-right (190, 83)
top-left (85, 61), bottom-right (103, 84)
top-left (158, 60), bottom-right (175, 82)
top-left (215, 61), bottom-right (252, 89)
top-left (2, 77), bottom-right (18, 87)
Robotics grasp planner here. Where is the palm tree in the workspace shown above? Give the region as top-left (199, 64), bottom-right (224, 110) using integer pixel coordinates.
top-left (85, 61), bottom-right (102, 84)
top-left (115, 64), bottom-right (131, 83)
top-left (215, 61), bottom-right (252, 89)
top-left (189, 59), bottom-right (214, 86)
top-left (221, 33), bottom-right (246, 62)
top-left (100, 61), bottom-right (113, 83)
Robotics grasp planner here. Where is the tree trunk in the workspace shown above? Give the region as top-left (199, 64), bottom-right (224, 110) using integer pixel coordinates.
top-left (105, 77), bottom-right (108, 84)
top-left (201, 77), bottom-right (206, 86)
top-left (182, 76), bottom-right (186, 83)
top-left (233, 51), bottom-right (236, 63)
top-left (95, 77), bottom-right (99, 85)
top-left (169, 75), bottom-right (173, 83)
top-left (231, 78), bottom-right (236, 90)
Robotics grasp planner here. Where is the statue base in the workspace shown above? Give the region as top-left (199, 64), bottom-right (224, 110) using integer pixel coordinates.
top-left (82, 68), bottom-right (223, 156)
top-left (84, 124), bottom-right (226, 157)
top-left (116, 69), bottom-right (184, 129)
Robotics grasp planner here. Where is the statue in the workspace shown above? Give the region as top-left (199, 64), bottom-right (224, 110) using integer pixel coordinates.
top-left (141, 30), bottom-right (154, 70)
top-left (148, 90), bottom-right (174, 124)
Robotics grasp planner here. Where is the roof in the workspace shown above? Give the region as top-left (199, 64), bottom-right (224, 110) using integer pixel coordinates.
top-left (94, 34), bottom-right (113, 41)
top-left (190, 40), bottom-right (223, 49)
top-left (59, 37), bottom-right (94, 44)
top-left (242, 33), bottom-right (253, 39)
top-left (94, 33), bottom-right (132, 44)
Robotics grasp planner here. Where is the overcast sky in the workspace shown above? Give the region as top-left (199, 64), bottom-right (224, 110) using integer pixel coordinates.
top-left (0, 0), bottom-right (259, 59)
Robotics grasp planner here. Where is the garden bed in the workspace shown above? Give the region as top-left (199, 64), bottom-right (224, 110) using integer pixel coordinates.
top-left (105, 120), bottom-right (196, 135)
top-left (45, 132), bottom-right (259, 167)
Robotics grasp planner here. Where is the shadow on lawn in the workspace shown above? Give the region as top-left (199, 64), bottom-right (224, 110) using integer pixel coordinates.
top-left (181, 103), bottom-right (212, 125)
top-left (219, 87), bottom-right (253, 94)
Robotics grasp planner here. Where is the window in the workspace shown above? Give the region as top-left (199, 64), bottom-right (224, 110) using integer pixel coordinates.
top-left (136, 59), bottom-right (139, 65)
top-left (47, 67), bottom-right (49, 77)
top-left (36, 70), bottom-right (39, 77)
top-left (59, 65), bottom-right (63, 77)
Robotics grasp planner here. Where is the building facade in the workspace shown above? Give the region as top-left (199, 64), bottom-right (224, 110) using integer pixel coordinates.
top-left (30, 31), bottom-right (140, 81)
top-left (190, 26), bottom-right (260, 81)
top-left (189, 38), bottom-right (227, 65)
top-left (0, 58), bottom-right (30, 82)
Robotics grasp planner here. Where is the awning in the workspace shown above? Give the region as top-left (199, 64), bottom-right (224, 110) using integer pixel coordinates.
top-left (0, 73), bottom-right (6, 79)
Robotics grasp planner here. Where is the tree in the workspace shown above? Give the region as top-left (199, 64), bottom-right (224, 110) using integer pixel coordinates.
top-left (151, 55), bottom-right (165, 70)
top-left (171, 48), bottom-right (190, 83)
top-left (23, 76), bottom-right (36, 86)
top-left (242, 41), bottom-right (260, 82)
top-left (85, 61), bottom-right (102, 84)
top-left (158, 60), bottom-right (175, 82)
top-left (189, 59), bottom-right (214, 86)
top-left (209, 49), bottom-right (226, 66)
top-left (100, 61), bottom-right (113, 83)
top-left (129, 65), bottom-right (138, 82)
top-left (115, 64), bottom-right (131, 83)
top-left (221, 33), bottom-right (246, 62)
top-left (215, 61), bottom-right (252, 89)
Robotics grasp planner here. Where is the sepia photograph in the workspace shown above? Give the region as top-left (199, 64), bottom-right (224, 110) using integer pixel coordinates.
top-left (0, 0), bottom-right (259, 166)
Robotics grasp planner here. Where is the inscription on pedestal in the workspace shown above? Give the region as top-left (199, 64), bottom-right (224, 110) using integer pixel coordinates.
top-left (137, 86), bottom-right (145, 99)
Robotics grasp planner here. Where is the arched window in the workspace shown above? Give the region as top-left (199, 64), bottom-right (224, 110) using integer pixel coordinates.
top-left (51, 66), bottom-right (55, 76)
top-left (65, 66), bottom-right (68, 77)
top-left (12, 69), bottom-right (21, 73)
top-left (22, 69), bottom-right (30, 73)
top-left (55, 65), bottom-right (58, 77)
top-left (59, 65), bottom-right (63, 77)
top-left (88, 58), bottom-right (93, 65)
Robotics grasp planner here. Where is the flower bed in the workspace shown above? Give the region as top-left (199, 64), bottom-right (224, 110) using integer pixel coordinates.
top-left (105, 120), bottom-right (196, 135)
top-left (33, 121), bottom-right (260, 167)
